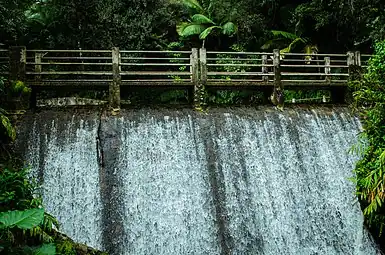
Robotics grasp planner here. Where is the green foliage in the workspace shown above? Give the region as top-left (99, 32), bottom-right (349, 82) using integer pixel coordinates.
top-left (0, 208), bottom-right (44, 229)
top-left (0, 108), bottom-right (16, 141)
top-left (176, 0), bottom-right (238, 47)
top-left (12, 80), bottom-right (32, 95)
top-left (32, 243), bottom-right (56, 255)
top-left (56, 240), bottom-right (76, 255)
top-left (0, 166), bottom-right (59, 255)
top-left (261, 30), bottom-right (317, 58)
top-left (349, 39), bottom-right (385, 241)
top-left (284, 90), bottom-right (330, 103)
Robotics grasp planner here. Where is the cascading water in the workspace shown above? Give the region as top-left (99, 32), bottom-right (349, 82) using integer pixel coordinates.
top-left (18, 107), bottom-right (379, 255)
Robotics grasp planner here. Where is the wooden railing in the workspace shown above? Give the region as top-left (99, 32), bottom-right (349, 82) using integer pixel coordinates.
top-left (1, 47), bottom-right (371, 108)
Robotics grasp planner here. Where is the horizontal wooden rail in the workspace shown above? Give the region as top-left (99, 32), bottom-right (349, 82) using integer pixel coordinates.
top-left (120, 63), bottom-right (191, 66)
top-left (207, 51), bottom-right (273, 55)
top-left (281, 73), bottom-right (349, 76)
top-left (207, 64), bottom-right (273, 67)
top-left (120, 50), bottom-right (191, 54)
top-left (280, 64), bottom-right (348, 68)
top-left (42, 57), bottom-right (112, 60)
top-left (208, 72), bottom-right (274, 76)
top-left (27, 49), bottom-right (112, 53)
top-left (26, 62), bottom-right (112, 66)
top-left (121, 57), bottom-right (190, 61)
top-left (207, 58), bottom-right (263, 61)
top-left (26, 71), bottom-right (112, 75)
top-left (120, 71), bottom-right (191, 75)
top-left (282, 53), bottom-right (347, 57)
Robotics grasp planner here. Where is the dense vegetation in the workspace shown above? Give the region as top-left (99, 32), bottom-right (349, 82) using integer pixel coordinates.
top-left (2, 0), bottom-right (385, 252)
top-left (350, 39), bottom-right (385, 250)
top-left (1, 0), bottom-right (384, 52)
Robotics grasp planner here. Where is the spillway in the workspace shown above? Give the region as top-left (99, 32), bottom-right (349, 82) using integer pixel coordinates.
top-left (18, 107), bottom-right (379, 254)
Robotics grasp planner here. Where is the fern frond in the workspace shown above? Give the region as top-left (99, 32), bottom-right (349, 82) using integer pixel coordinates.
top-left (29, 226), bottom-right (54, 243)
top-left (43, 212), bottom-right (60, 232)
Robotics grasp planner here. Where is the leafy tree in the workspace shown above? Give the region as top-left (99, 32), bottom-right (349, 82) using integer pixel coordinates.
top-left (0, 0), bottom-right (34, 46)
top-left (176, 0), bottom-right (238, 48)
top-left (292, 0), bottom-right (385, 52)
top-left (23, 0), bottom-right (176, 49)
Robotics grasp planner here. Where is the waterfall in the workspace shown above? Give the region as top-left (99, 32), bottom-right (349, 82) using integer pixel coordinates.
top-left (19, 107), bottom-right (379, 255)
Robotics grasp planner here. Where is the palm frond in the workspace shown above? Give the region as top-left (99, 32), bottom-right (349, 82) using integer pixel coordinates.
top-left (287, 37), bottom-right (305, 51)
top-left (176, 22), bottom-right (190, 36)
top-left (199, 26), bottom-right (221, 39)
top-left (179, 0), bottom-right (205, 14)
top-left (271, 30), bottom-right (299, 40)
top-left (222, 22), bottom-right (237, 35)
top-left (179, 24), bottom-right (206, 37)
top-left (191, 14), bottom-right (214, 24)
top-left (261, 38), bottom-right (286, 50)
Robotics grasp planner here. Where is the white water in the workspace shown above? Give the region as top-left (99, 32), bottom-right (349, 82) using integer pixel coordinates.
top-left (21, 107), bottom-right (378, 254)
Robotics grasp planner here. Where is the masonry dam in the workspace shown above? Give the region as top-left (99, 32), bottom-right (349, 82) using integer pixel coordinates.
top-left (16, 106), bottom-right (379, 255)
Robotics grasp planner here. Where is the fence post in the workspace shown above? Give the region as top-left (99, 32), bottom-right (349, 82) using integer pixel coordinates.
top-left (191, 48), bottom-right (199, 106)
top-left (35, 52), bottom-right (42, 84)
top-left (273, 49), bottom-right (281, 88)
top-left (262, 54), bottom-right (268, 83)
top-left (200, 48), bottom-right (207, 86)
top-left (194, 48), bottom-right (207, 110)
top-left (30, 52), bottom-right (43, 108)
top-left (9, 46), bottom-right (26, 82)
top-left (272, 49), bottom-right (283, 107)
top-left (110, 47), bottom-right (121, 109)
top-left (324, 57), bottom-right (331, 83)
top-left (354, 51), bottom-right (361, 67)
top-left (347, 51), bottom-right (355, 75)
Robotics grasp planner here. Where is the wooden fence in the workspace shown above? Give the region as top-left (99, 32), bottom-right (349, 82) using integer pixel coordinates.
top-left (0, 47), bottom-right (371, 108)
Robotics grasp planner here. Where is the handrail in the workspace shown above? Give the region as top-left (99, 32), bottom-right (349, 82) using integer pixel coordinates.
top-left (1, 46), bottom-right (372, 108)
